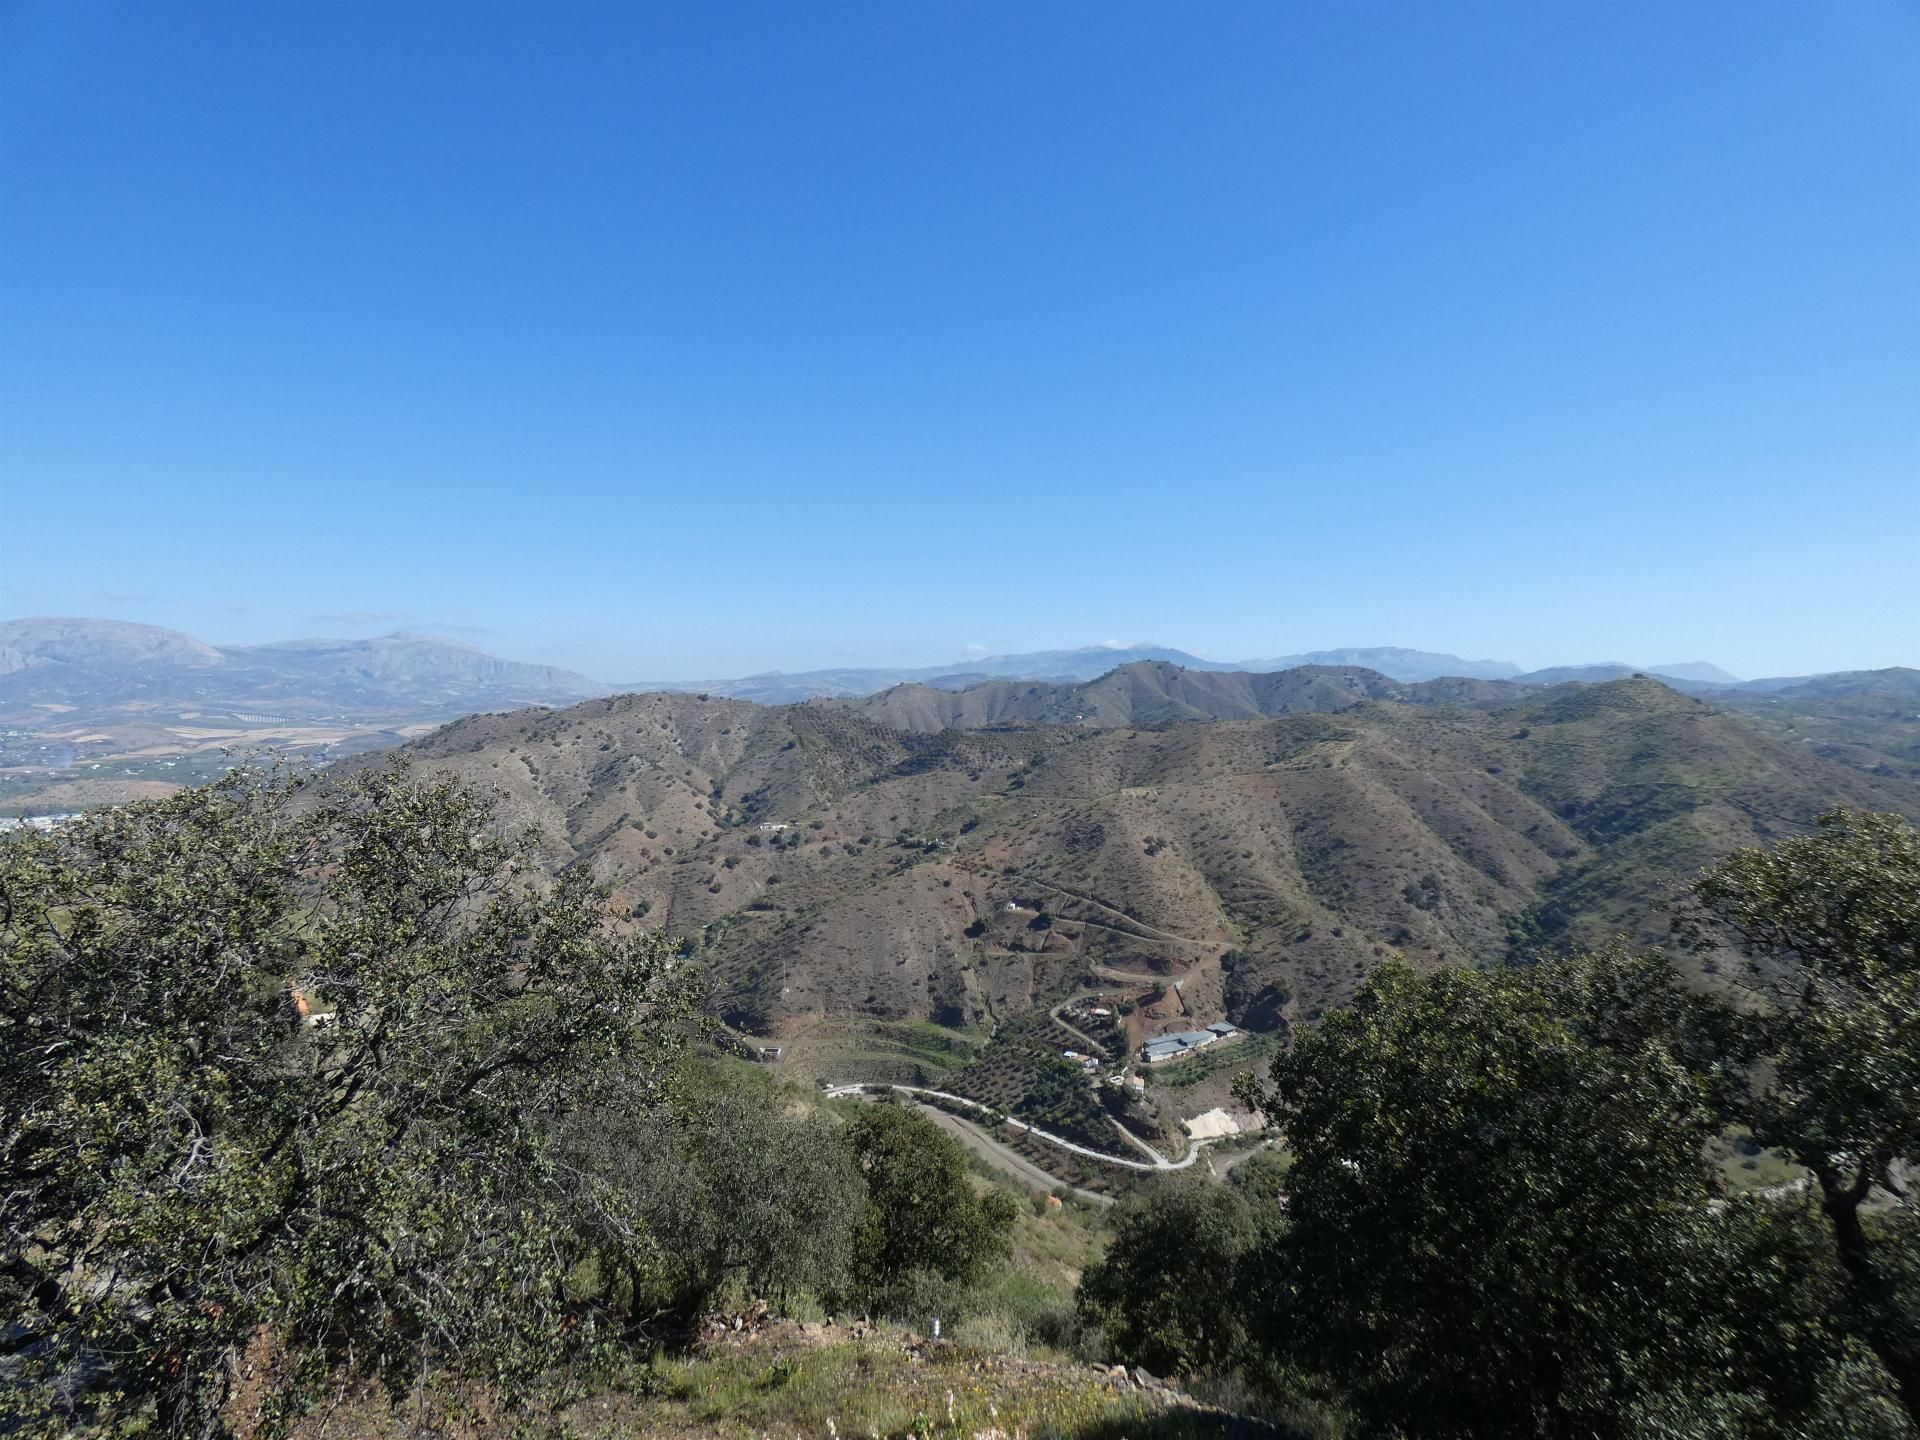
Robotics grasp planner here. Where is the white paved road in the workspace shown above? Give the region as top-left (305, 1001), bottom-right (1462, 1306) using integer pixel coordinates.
top-left (912, 1104), bottom-right (1115, 1207)
top-left (824, 1082), bottom-right (1218, 1172)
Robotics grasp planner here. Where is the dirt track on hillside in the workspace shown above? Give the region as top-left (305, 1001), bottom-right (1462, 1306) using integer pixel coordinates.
top-left (912, 1104), bottom-right (1115, 1206)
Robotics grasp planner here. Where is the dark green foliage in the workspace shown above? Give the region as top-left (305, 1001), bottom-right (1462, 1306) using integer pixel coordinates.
top-left (841, 1102), bottom-right (1018, 1316)
top-left (1250, 961), bottom-right (1742, 1439)
top-left (0, 761), bottom-right (1130, 1435)
top-left (1220, 950), bottom-right (1293, 1032)
top-left (949, 1014), bottom-right (1133, 1159)
top-left (1076, 1177), bottom-right (1270, 1378)
top-left (1015, 1058), bottom-right (1110, 1147)
top-left (1681, 809), bottom-right (1920, 1425)
top-left (0, 764), bottom-right (701, 1436)
top-left (1219, 948), bottom-right (1253, 1017)
top-left (1225, 1146), bottom-right (1291, 1205)
top-left (1123, 944), bottom-right (1909, 1438)
top-left (930, 985), bottom-right (969, 1027)
top-left (561, 1062), bottom-right (863, 1316)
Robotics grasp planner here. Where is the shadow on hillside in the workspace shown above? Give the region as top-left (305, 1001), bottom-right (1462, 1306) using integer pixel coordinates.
top-left (1070, 1409), bottom-right (1310, 1440)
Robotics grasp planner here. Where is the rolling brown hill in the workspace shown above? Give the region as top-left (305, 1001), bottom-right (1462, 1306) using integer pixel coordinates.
top-left (841, 660), bottom-right (1521, 732)
top-left (394, 674), bottom-right (1920, 1055)
top-left (1709, 667), bottom-right (1920, 784)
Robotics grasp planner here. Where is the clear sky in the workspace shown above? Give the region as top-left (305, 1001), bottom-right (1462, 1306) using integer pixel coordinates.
top-left (2, 1), bottom-right (1915, 682)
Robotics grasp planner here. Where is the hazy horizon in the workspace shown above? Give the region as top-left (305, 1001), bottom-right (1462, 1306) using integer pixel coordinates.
top-left (6, 610), bottom-right (1909, 686)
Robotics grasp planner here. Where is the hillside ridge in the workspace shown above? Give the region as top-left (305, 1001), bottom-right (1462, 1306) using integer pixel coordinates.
top-left (391, 675), bottom-right (1920, 1115)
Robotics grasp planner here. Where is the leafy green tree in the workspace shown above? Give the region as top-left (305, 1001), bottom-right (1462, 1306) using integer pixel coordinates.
top-left (1076, 1175), bottom-right (1269, 1378)
top-left (1680, 809), bottom-right (1920, 1424)
top-left (563, 1062), bottom-right (863, 1315)
top-left (0, 765), bottom-right (698, 1437)
top-left (1242, 959), bottom-right (1836, 1440)
top-left (841, 1102), bottom-right (1017, 1315)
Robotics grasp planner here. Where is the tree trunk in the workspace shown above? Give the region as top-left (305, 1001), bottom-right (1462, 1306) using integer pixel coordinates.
top-left (1819, 1167), bottom-right (1919, 1428)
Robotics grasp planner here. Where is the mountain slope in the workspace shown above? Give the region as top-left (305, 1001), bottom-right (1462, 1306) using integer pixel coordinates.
top-left (619, 643), bottom-right (1532, 702)
top-left (224, 634), bottom-right (604, 706)
top-left (1709, 667), bottom-right (1920, 784)
top-left (0, 617), bottom-right (226, 670)
top-left (392, 677), bottom-right (1920, 1052)
top-left (844, 661), bottom-right (1523, 732)
top-left (0, 618), bottom-right (611, 815)
top-left (1650, 661), bottom-right (1744, 685)
top-left (1512, 661), bottom-right (1746, 692)
top-left (0, 617), bottom-right (603, 721)
top-left (1238, 646), bottom-right (1522, 681)
top-left (617, 645), bottom-right (1230, 703)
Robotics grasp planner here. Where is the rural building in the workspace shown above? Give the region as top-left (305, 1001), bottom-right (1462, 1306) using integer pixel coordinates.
top-left (1141, 1023), bottom-right (1238, 1064)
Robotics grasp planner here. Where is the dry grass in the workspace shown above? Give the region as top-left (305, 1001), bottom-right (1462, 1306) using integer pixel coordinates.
top-left (281, 1325), bottom-right (1288, 1440)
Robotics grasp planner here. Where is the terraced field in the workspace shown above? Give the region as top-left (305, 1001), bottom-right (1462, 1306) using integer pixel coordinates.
top-left (948, 1014), bottom-right (1136, 1161)
top-left (776, 1017), bottom-right (986, 1088)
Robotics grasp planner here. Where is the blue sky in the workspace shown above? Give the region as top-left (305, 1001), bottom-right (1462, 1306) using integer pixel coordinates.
top-left (2, 1), bottom-right (1915, 681)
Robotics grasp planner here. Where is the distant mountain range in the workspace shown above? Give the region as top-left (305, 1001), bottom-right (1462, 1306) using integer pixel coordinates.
top-left (827, 660), bottom-right (1918, 783)
top-left (624, 644), bottom-right (1759, 702)
top-left (0, 617), bottom-right (603, 722)
top-left (1240, 646), bottom-right (1524, 681)
top-left (840, 661), bottom-right (1523, 733)
top-left (4, 616), bottom-right (1910, 728)
top-left (618, 644), bottom-right (1252, 702)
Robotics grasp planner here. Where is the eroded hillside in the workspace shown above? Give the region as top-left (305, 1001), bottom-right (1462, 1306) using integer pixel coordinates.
top-left (399, 675), bottom-right (1920, 1048)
